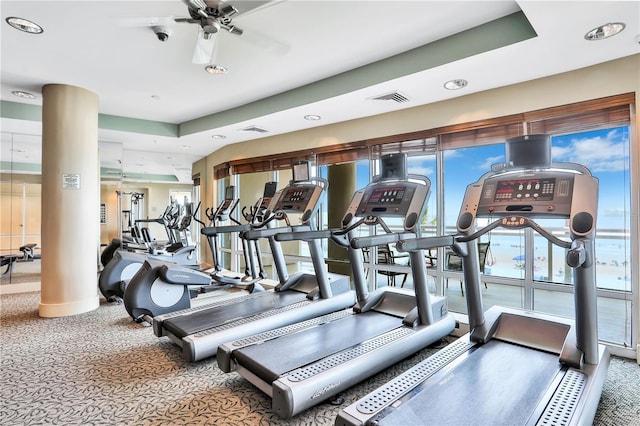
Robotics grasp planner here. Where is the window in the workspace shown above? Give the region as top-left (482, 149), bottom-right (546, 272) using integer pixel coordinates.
top-left (212, 93), bottom-right (635, 350)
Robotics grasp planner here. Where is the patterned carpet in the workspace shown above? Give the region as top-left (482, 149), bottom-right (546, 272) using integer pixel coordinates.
top-left (1, 291), bottom-right (638, 425)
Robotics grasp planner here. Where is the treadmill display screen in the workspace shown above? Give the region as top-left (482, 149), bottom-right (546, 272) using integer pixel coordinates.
top-left (281, 187), bottom-right (311, 204)
top-left (224, 186), bottom-right (235, 200)
top-left (367, 186), bottom-right (406, 205)
top-left (494, 178), bottom-right (556, 202)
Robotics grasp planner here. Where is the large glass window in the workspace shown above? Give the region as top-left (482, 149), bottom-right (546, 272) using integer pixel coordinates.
top-left (211, 95), bottom-right (635, 350)
top-left (538, 127), bottom-right (632, 345)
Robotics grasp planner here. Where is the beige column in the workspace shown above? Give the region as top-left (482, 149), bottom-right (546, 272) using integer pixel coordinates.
top-left (39, 84), bottom-right (100, 317)
top-left (326, 163), bottom-right (356, 276)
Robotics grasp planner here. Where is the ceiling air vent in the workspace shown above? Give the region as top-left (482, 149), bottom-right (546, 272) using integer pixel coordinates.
top-left (371, 91), bottom-right (410, 103)
top-left (239, 125), bottom-right (269, 133)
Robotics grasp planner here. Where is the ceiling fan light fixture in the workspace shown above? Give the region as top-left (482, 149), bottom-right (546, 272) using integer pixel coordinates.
top-left (6, 17), bottom-right (43, 34)
top-left (205, 64), bottom-right (228, 75)
top-left (584, 22), bottom-right (626, 40)
top-left (444, 79), bottom-right (468, 90)
top-left (12, 90), bottom-right (36, 99)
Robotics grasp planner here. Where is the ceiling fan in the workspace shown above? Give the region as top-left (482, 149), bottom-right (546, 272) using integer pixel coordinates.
top-left (176, 0), bottom-right (246, 64)
top-left (121, 0), bottom-right (277, 65)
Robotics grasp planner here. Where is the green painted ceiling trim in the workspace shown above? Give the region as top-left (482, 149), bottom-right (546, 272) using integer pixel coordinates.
top-left (100, 167), bottom-right (122, 177)
top-left (0, 101), bottom-right (42, 121)
top-left (180, 11), bottom-right (536, 136)
top-left (98, 114), bottom-right (178, 137)
top-left (121, 172), bottom-right (179, 182)
top-left (0, 161), bottom-right (42, 173)
top-left (1, 101), bottom-right (178, 137)
top-left (100, 167), bottom-right (178, 182)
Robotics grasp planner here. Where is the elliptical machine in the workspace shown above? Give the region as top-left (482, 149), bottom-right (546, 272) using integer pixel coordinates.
top-left (120, 184), bottom-right (278, 322)
top-left (98, 201), bottom-right (203, 303)
top-left (205, 182), bottom-right (277, 286)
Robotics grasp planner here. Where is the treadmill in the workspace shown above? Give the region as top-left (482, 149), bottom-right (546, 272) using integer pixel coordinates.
top-left (152, 162), bottom-right (354, 362)
top-left (216, 153), bottom-right (456, 419)
top-left (336, 134), bottom-right (610, 426)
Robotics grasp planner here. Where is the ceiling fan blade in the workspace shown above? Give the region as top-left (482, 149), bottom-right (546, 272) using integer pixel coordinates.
top-left (192, 28), bottom-right (218, 64)
top-left (182, 0), bottom-right (208, 18)
top-left (236, 27), bottom-right (289, 56)
top-left (115, 16), bottom-right (176, 28)
top-left (229, 0), bottom-right (284, 18)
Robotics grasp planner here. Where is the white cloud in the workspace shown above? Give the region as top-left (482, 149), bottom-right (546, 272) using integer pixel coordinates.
top-left (603, 208), bottom-right (627, 217)
top-left (554, 129), bottom-right (628, 172)
top-left (411, 166), bottom-right (434, 176)
top-left (477, 155), bottom-right (504, 171)
top-left (443, 149), bottom-right (461, 159)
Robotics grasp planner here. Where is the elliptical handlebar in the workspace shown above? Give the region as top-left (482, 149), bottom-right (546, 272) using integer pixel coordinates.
top-left (191, 201), bottom-right (207, 227)
top-left (205, 206), bottom-right (216, 223)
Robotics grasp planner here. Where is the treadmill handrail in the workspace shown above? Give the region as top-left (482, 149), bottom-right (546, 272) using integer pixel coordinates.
top-left (201, 223), bottom-right (252, 237)
top-left (244, 225), bottom-right (310, 241)
top-left (456, 216), bottom-right (571, 248)
top-left (397, 217), bottom-right (571, 253)
top-left (396, 235), bottom-right (456, 252)
top-left (350, 232), bottom-right (416, 249)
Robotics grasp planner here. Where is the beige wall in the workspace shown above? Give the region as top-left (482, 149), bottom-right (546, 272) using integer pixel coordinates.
top-left (0, 177), bottom-right (42, 253)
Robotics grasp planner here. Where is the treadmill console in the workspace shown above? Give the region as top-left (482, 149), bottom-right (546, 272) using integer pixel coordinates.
top-left (458, 169), bottom-right (598, 237)
top-left (478, 171), bottom-right (574, 217)
top-left (267, 182), bottom-right (324, 220)
top-left (344, 179), bottom-right (430, 232)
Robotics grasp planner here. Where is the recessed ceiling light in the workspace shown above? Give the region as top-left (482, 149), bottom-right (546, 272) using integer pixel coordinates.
top-left (304, 115), bottom-right (321, 121)
top-left (444, 79), bottom-right (468, 90)
top-left (6, 17), bottom-right (44, 34)
top-left (182, 145), bottom-right (191, 149)
top-left (205, 64), bottom-right (228, 75)
top-left (12, 90), bottom-right (36, 99)
top-left (211, 134), bottom-right (226, 139)
top-left (584, 22), bottom-right (626, 41)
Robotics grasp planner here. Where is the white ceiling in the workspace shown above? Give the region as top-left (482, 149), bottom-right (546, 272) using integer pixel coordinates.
top-left (1, 0), bottom-right (639, 183)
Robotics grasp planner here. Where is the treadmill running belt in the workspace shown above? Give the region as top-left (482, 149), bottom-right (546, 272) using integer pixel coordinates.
top-left (375, 339), bottom-right (563, 425)
top-left (163, 290), bottom-right (308, 338)
top-left (233, 311), bottom-right (401, 384)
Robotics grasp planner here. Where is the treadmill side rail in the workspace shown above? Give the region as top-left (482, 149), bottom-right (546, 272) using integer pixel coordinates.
top-left (181, 289), bottom-right (356, 362)
top-left (271, 316), bottom-right (455, 418)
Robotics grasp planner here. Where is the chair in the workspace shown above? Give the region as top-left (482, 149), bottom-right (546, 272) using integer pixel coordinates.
top-left (377, 244), bottom-right (410, 287)
top-left (362, 244), bottom-right (410, 287)
top-left (445, 241), bottom-right (490, 295)
top-left (424, 248), bottom-right (437, 269)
